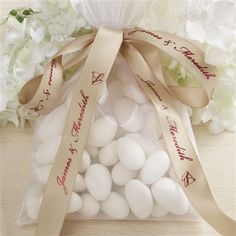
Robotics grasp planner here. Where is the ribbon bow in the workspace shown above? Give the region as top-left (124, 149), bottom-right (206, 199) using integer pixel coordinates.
top-left (19, 28), bottom-right (235, 236)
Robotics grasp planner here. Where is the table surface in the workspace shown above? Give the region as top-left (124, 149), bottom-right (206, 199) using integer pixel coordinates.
top-left (0, 1), bottom-right (236, 236)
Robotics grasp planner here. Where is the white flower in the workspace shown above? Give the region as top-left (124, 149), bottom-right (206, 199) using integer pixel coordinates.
top-left (6, 16), bottom-right (27, 43)
top-left (191, 65), bottom-right (236, 133)
top-left (186, 0), bottom-right (236, 66)
top-left (138, 0), bottom-right (188, 36)
top-left (0, 0), bottom-right (90, 127)
top-left (139, 0), bottom-right (236, 134)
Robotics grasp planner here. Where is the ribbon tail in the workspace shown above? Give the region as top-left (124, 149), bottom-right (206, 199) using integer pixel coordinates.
top-left (18, 34), bottom-right (96, 115)
top-left (121, 43), bottom-right (236, 236)
top-left (35, 28), bottom-right (123, 236)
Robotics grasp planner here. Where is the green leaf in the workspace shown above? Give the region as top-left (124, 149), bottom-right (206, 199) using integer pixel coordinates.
top-left (71, 27), bottom-right (92, 38)
top-left (16, 15), bottom-right (24, 23)
top-left (23, 9), bottom-right (31, 16)
top-left (29, 8), bottom-right (34, 13)
top-left (9, 9), bottom-right (17, 16)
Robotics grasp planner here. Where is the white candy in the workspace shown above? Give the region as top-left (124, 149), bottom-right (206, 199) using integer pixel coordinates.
top-left (78, 151), bottom-right (91, 173)
top-left (87, 116), bottom-right (118, 147)
top-left (35, 104), bottom-right (67, 142)
top-left (79, 193), bottom-right (100, 217)
top-left (115, 127), bottom-right (127, 139)
top-left (113, 98), bottom-right (144, 132)
top-left (101, 192), bottom-right (129, 219)
top-left (85, 164), bottom-right (112, 201)
top-left (86, 145), bottom-right (99, 159)
top-left (107, 80), bottom-right (123, 104)
top-left (151, 177), bottom-right (189, 215)
top-left (111, 162), bottom-right (137, 186)
top-left (99, 141), bottom-right (118, 166)
top-left (151, 204), bottom-right (168, 218)
top-left (73, 174), bottom-right (86, 192)
top-left (25, 184), bottom-right (43, 221)
top-left (125, 133), bottom-right (162, 156)
top-left (117, 137), bottom-right (145, 170)
top-left (67, 192), bottom-right (83, 213)
top-left (141, 111), bottom-right (162, 142)
top-left (140, 151), bottom-right (170, 185)
top-left (35, 165), bottom-right (52, 185)
top-left (141, 103), bottom-right (155, 114)
top-left (34, 136), bottom-right (62, 165)
top-left (125, 179), bottom-right (153, 219)
top-left (123, 82), bottom-right (148, 104)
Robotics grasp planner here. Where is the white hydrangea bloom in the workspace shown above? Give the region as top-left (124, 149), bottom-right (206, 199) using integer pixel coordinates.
top-left (0, 0), bottom-right (90, 127)
top-left (139, 0), bottom-right (236, 134)
top-left (138, 0), bottom-right (188, 37)
top-left (186, 0), bottom-right (236, 133)
top-left (186, 0), bottom-right (236, 66)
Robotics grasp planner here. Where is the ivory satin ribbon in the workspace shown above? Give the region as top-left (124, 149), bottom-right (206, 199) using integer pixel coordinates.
top-left (18, 28), bottom-right (236, 236)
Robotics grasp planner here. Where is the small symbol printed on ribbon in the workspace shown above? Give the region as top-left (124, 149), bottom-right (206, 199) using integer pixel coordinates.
top-left (181, 171), bottom-right (196, 187)
top-left (91, 71), bottom-right (104, 85)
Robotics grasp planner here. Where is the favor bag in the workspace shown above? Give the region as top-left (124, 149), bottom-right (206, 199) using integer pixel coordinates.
top-left (17, 1), bottom-right (235, 235)
top-left (18, 53), bottom-right (196, 224)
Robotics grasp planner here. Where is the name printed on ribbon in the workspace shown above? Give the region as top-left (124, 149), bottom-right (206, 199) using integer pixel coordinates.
top-left (56, 89), bottom-right (89, 195)
top-left (30, 59), bottom-right (57, 113)
top-left (128, 29), bottom-right (216, 80)
top-left (137, 76), bottom-right (193, 162)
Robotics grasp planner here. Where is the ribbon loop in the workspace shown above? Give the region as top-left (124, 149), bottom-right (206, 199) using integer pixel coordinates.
top-left (124, 29), bottom-right (217, 107)
top-left (19, 56), bottom-right (63, 114)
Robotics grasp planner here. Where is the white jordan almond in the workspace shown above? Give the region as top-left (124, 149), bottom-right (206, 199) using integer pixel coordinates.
top-left (25, 184), bottom-right (44, 221)
top-left (151, 204), bottom-right (168, 218)
top-left (116, 137), bottom-right (145, 170)
top-left (99, 141), bottom-right (118, 166)
top-left (107, 80), bottom-right (123, 104)
top-left (35, 104), bottom-right (67, 142)
top-left (85, 164), bottom-right (112, 201)
top-left (113, 98), bottom-right (144, 132)
top-left (79, 193), bottom-right (100, 217)
top-left (151, 177), bottom-right (189, 215)
top-left (67, 192), bottom-right (83, 213)
top-left (141, 111), bottom-right (162, 142)
top-left (86, 145), bottom-right (99, 159)
top-left (87, 116), bottom-right (118, 147)
top-left (125, 179), bottom-right (153, 219)
top-left (78, 151), bottom-right (91, 173)
top-left (111, 162), bottom-right (137, 186)
top-left (34, 136), bottom-right (62, 165)
top-left (140, 151), bottom-right (170, 185)
top-left (101, 192), bottom-right (129, 219)
top-left (125, 133), bottom-right (162, 156)
top-left (123, 82), bottom-right (148, 104)
top-left (35, 165), bottom-right (52, 185)
top-left (73, 174), bottom-right (86, 193)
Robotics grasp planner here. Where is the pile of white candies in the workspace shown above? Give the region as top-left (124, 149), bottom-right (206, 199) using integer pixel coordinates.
top-left (24, 61), bottom-right (190, 222)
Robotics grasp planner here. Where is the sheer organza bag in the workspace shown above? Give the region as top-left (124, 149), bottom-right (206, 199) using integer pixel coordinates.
top-left (18, 0), bottom-right (199, 226)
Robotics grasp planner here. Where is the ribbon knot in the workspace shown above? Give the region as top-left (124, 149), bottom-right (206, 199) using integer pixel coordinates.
top-left (18, 28), bottom-right (235, 236)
